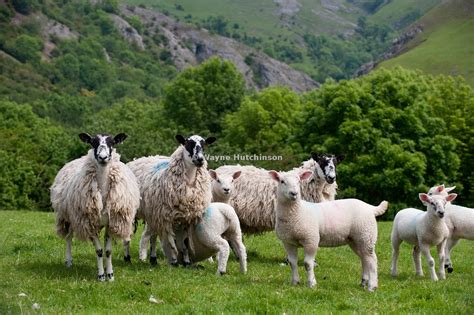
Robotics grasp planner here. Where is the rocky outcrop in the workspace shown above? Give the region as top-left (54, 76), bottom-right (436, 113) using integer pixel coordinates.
top-left (121, 5), bottom-right (318, 92)
top-left (111, 14), bottom-right (145, 50)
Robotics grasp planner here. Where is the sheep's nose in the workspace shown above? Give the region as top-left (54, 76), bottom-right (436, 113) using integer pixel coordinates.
top-left (223, 188), bottom-right (230, 193)
top-left (289, 191), bottom-right (298, 198)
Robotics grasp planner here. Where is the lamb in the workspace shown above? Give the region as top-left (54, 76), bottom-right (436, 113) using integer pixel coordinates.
top-left (269, 170), bottom-right (387, 291)
top-left (209, 169), bottom-right (241, 203)
top-left (216, 153), bottom-right (344, 234)
top-left (390, 189), bottom-right (457, 281)
top-left (127, 134), bottom-right (216, 266)
top-left (427, 184), bottom-right (474, 273)
top-left (51, 133), bottom-right (140, 281)
top-left (183, 202), bottom-right (247, 274)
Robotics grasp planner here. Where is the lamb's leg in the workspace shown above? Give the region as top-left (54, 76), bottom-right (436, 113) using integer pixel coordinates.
top-left (229, 239), bottom-right (247, 274)
top-left (390, 234), bottom-right (401, 277)
top-left (303, 246), bottom-right (317, 288)
top-left (216, 238), bottom-right (230, 275)
top-left (420, 243), bottom-right (438, 281)
top-left (123, 240), bottom-right (131, 263)
top-left (92, 235), bottom-right (105, 281)
top-left (437, 240), bottom-right (447, 280)
top-left (65, 233), bottom-right (73, 267)
top-left (149, 233), bottom-right (158, 266)
top-left (283, 243), bottom-right (300, 285)
top-left (104, 230), bottom-right (114, 281)
top-left (348, 242), bottom-right (369, 288)
top-left (364, 251), bottom-right (378, 292)
top-left (139, 224), bottom-right (151, 262)
top-left (444, 238), bottom-right (458, 273)
top-left (413, 245), bottom-right (423, 276)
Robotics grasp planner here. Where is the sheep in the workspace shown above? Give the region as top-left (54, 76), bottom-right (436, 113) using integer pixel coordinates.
top-left (184, 202), bottom-right (247, 274)
top-left (216, 152), bottom-right (344, 234)
top-left (390, 189), bottom-right (457, 281)
top-left (127, 134), bottom-right (216, 266)
top-left (269, 170), bottom-right (387, 291)
top-left (427, 184), bottom-right (474, 273)
top-left (209, 169), bottom-right (241, 203)
top-left (51, 133), bottom-right (140, 281)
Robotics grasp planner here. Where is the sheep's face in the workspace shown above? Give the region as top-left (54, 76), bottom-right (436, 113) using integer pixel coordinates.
top-left (79, 133), bottom-right (127, 165)
top-left (210, 170), bottom-right (241, 198)
top-left (311, 152), bottom-right (344, 184)
top-left (419, 193), bottom-right (457, 218)
top-left (269, 171), bottom-right (313, 202)
top-left (176, 134), bottom-right (216, 167)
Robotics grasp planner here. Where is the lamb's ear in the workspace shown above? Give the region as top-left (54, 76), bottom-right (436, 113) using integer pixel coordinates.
top-left (336, 155), bottom-right (345, 163)
top-left (310, 152), bottom-right (321, 161)
top-left (419, 193), bottom-right (431, 205)
top-left (446, 193), bottom-right (457, 203)
top-left (79, 133), bottom-right (92, 144)
top-left (205, 136), bottom-right (216, 145)
top-left (209, 169), bottom-right (217, 180)
top-left (300, 171), bottom-right (313, 181)
top-left (445, 186), bottom-right (456, 193)
top-left (269, 170), bottom-right (280, 182)
top-left (232, 170), bottom-right (242, 180)
top-left (113, 133), bottom-right (127, 145)
top-left (437, 184), bottom-right (445, 193)
top-left (175, 135), bottom-right (186, 145)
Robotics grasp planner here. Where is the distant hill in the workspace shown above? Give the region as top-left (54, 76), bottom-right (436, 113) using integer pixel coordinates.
top-left (377, 0), bottom-right (474, 86)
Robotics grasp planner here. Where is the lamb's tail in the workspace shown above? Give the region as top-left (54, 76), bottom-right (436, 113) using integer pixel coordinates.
top-left (373, 200), bottom-right (388, 217)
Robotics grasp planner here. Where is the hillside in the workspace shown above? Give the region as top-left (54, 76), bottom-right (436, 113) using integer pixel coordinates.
top-left (377, 0), bottom-right (474, 86)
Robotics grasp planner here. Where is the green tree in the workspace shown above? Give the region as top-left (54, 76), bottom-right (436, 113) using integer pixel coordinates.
top-left (8, 34), bottom-right (43, 63)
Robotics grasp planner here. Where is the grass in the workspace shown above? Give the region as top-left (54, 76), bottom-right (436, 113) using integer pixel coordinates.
top-left (1, 210), bottom-right (473, 314)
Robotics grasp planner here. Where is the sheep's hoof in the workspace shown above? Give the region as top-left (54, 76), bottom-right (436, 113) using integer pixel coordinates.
top-left (360, 279), bottom-right (368, 288)
top-left (150, 256), bottom-right (158, 266)
top-left (368, 286), bottom-right (377, 292)
top-left (308, 281), bottom-right (316, 288)
top-left (97, 274), bottom-right (106, 281)
top-left (170, 261), bottom-right (179, 267)
top-left (291, 280), bottom-right (300, 286)
top-left (65, 260), bottom-right (73, 268)
top-left (107, 273), bottom-right (114, 281)
top-left (218, 271), bottom-right (227, 276)
top-left (124, 255), bottom-right (131, 263)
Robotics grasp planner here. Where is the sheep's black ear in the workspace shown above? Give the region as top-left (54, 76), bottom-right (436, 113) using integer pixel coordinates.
top-left (113, 133), bottom-right (128, 145)
top-left (205, 136), bottom-right (216, 145)
top-left (336, 155), bottom-right (345, 163)
top-left (79, 133), bottom-right (92, 144)
top-left (310, 152), bottom-right (321, 162)
top-left (176, 135), bottom-right (186, 145)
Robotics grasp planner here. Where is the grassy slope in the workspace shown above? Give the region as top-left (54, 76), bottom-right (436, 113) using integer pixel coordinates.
top-left (369, 0), bottom-right (441, 27)
top-left (378, 0), bottom-right (474, 86)
top-left (1, 211), bottom-right (473, 314)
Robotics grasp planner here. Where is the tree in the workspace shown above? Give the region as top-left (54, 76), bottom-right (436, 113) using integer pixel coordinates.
top-left (8, 34), bottom-right (43, 63)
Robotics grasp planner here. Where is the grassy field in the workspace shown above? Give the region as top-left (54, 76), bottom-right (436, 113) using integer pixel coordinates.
top-left (1, 211), bottom-right (473, 314)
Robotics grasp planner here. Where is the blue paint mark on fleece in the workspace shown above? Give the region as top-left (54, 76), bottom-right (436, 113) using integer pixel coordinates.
top-left (153, 160), bottom-right (169, 173)
top-left (196, 206), bottom-right (213, 232)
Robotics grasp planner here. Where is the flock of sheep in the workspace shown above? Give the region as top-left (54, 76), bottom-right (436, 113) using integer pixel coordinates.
top-left (50, 133), bottom-right (473, 291)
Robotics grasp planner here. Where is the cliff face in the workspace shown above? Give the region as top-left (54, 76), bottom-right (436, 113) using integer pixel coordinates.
top-left (120, 6), bottom-right (319, 92)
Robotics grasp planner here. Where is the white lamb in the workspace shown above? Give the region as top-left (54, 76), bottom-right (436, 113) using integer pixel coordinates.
top-left (183, 203), bottom-right (247, 274)
top-left (209, 169), bottom-right (241, 203)
top-left (51, 133), bottom-right (140, 281)
top-left (390, 189), bottom-right (457, 281)
top-left (427, 184), bottom-right (474, 273)
top-left (216, 152), bottom-right (344, 234)
top-left (269, 170), bottom-right (387, 292)
top-left (127, 135), bottom-right (215, 266)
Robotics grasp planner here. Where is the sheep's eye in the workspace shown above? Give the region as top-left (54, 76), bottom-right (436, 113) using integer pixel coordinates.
top-left (280, 180), bottom-right (285, 184)
top-left (217, 179), bottom-right (220, 183)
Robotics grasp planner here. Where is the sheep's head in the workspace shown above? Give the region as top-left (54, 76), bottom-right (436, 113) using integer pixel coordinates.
top-left (79, 133), bottom-right (127, 165)
top-left (176, 134), bottom-right (216, 167)
top-left (269, 170), bottom-right (313, 202)
top-left (209, 170), bottom-right (241, 199)
top-left (311, 152), bottom-right (344, 184)
top-left (419, 193), bottom-right (457, 219)
top-left (427, 184), bottom-right (456, 197)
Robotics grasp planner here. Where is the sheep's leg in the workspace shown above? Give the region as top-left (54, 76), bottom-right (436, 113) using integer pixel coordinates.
top-left (162, 234), bottom-right (179, 266)
top-left (444, 238), bottom-right (458, 273)
top-left (149, 233), bottom-right (158, 266)
top-left (420, 243), bottom-right (438, 281)
top-left (65, 233), bottom-right (73, 267)
top-left (104, 230), bottom-right (114, 281)
top-left (303, 246), bottom-right (317, 288)
top-left (364, 251), bottom-right (378, 292)
top-left (390, 234), bottom-right (401, 277)
top-left (437, 240), bottom-right (446, 280)
top-left (229, 239), bottom-right (247, 274)
top-left (123, 240), bottom-right (131, 263)
top-left (283, 243), bottom-right (300, 285)
top-left (139, 224), bottom-right (151, 262)
top-left (216, 238), bottom-right (230, 275)
top-left (413, 245), bottom-right (423, 276)
top-left (92, 236), bottom-right (105, 281)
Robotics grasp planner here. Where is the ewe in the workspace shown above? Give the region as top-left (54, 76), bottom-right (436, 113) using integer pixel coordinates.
top-left (270, 170), bottom-right (387, 292)
top-left (51, 133), bottom-right (140, 281)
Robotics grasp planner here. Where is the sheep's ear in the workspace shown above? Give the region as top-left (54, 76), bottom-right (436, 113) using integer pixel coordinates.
top-left (310, 152), bottom-right (321, 161)
top-left (209, 169), bottom-right (217, 180)
top-left (300, 171), bottom-right (313, 181)
top-left (437, 184), bottom-right (445, 193)
top-left (445, 186), bottom-right (456, 193)
top-left (232, 170), bottom-right (241, 180)
top-left (205, 136), bottom-right (216, 145)
top-left (269, 171), bottom-right (280, 182)
top-left (175, 135), bottom-right (186, 145)
top-left (113, 133), bottom-right (127, 145)
top-left (446, 193), bottom-right (457, 203)
top-left (419, 193), bottom-right (430, 204)
top-left (336, 155), bottom-right (345, 163)
top-left (79, 133), bottom-right (92, 144)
